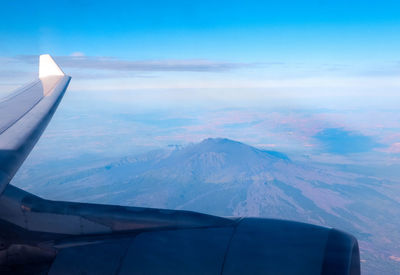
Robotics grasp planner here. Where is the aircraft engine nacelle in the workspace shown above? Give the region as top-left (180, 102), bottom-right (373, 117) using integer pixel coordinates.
top-left (48, 218), bottom-right (360, 275)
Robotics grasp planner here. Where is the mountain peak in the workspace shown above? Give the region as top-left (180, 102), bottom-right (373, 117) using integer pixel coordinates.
top-left (200, 137), bottom-right (244, 146)
top-left (183, 138), bottom-right (290, 162)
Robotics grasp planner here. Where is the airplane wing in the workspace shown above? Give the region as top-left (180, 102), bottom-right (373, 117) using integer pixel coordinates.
top-left (0, 55), bottom-right (360, 275)
top-left (0, 55), bottom-right (71, 195)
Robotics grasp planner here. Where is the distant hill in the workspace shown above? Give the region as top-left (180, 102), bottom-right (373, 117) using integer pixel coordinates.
top-left (13, 138), bottom-right (400, 274)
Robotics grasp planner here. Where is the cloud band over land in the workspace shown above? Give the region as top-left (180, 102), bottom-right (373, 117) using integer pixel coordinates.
top-left (17, 55), bottom-right (254, 72)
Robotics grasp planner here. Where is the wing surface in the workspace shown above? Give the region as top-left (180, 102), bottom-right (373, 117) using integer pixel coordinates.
top-left (0, 55), bottom-right (71, 194)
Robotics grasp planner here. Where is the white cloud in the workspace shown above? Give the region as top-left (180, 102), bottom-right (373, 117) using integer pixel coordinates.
top-left (70, 52), bottom-right (85, 57)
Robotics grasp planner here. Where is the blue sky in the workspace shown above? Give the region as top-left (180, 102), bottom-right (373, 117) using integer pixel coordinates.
top-left (2, 0), bottom-right (400, 61)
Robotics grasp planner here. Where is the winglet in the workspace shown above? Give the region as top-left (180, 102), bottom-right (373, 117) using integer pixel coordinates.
top-left (39, 54), bottom-right (65, 78)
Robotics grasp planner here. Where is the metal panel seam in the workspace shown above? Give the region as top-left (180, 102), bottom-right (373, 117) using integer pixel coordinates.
top-left (114, 237), bottom-right (136, 275)
top-left (219, 217), bottom-right (243, 275)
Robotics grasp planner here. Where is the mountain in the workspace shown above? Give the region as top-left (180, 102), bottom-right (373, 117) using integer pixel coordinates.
top-left (12, 138), bottom-right (400, 274)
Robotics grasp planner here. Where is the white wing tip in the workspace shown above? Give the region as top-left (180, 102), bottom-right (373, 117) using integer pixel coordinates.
top-left (39, 54), bottom-right (65, 78)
